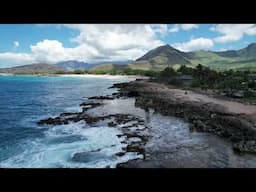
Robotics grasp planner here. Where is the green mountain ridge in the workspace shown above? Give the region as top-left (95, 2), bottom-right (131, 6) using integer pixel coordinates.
top-left (130, 42), bottom-right (256, 71)
top-left (132, 44), bottom-right (192, 70)
top-left (1, 42), bottom-right (256, 74)
top-left (0, 63), bottom-right (64, 74)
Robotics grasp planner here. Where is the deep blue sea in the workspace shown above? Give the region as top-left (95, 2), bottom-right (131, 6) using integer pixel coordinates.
top-left (0, 75), bottom-right (135, 168)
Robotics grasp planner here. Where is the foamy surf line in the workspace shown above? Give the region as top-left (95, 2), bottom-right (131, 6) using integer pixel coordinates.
top-left (58, 74), bottom-right (146, 79)
top-left (0, 121), bottom-right (142, 168)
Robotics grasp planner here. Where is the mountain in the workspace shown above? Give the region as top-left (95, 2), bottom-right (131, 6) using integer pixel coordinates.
top-left (190, 43), bottom-right (256, 70)
top-left (88, 43), bottom-right (256, 72)
top-left (213, 50), bottom-right (240, 58)
top-left (89, 64), bottom-right (129, 74)
top-left (1, 43), bottom-right (256, 74)
top-left (56, 60), bottom-right (133, 71)
top-left (130, 45), bottom-right (192, 71)
top-left (93, 60), bottom-right (133, 65)
top-left (238, 43), bottom-right (256, 58)
top-left (0, 63), bottom-right (64, 74)
top-left (212, 43), bottom-right (256, 58)
top-left (55, 60), bottom-right (98, 71)
top-left (129, 43), bottom-right (256, 71)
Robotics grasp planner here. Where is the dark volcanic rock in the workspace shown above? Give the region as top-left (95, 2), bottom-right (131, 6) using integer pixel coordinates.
top-left (127, 91), bottom-right (140, 97)
top-left (109, 82), bottom-right (129, 89)
top-left (115, 152), bottom-right (126, 157)
top-left (117, 80), bottom-right (256, 155)
top-left (80, 102), bottom-right (102, 109)
top-left (88, 95), bottom-right (114, 100)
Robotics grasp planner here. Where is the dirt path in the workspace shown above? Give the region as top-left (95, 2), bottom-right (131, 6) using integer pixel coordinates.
top-left (136, 81), bottom-right (256, 119)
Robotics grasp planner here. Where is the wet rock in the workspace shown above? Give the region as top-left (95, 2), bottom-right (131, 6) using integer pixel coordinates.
top-left (117, 80), bottom-right (256, 155)
top-left (109, 82), bottom-right (129, 89)
top-left (38, 117), bottom-right (64, 125)
top-left (80, 102), bottom-right (102, 110)
top-left (88, 95), bottom-right (114, 100)
top-left (230, 135), bottom-right (241, 143)
top-left (60, 112), bottom-right (77, 117)
top-left (108, 121), bottom-right (116, 127)
top-left (115, 152), bottom-right (126, 157)
top-left (127, 91), bottom-right (140, 97)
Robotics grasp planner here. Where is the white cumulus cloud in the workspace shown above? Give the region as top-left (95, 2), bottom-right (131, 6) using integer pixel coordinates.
top-left (212, 24), bottom-right (256, 43)
top-left (180, 24), bottom-right (199, 31)
top-left (0, 24), bottom-right (168, 67)
top-left (172, 37), bottom-right (214, 52)
top-left (169, 24), bottom-right (179, 33)
top-left (13, 41), bottom-right (19, 48)
top-left (168, 24), bottom-right (199, 33)
top-left (0, 52), bottom-right (35, 68)
top-left (64, 24), bottom-right (164, 53)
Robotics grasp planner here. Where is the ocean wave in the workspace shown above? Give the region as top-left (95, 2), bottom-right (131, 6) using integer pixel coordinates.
top-left (0, 121), bottom-right (142, 168)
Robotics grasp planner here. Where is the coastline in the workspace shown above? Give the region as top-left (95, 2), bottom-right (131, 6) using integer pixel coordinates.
top-left (0, 73), bottom-right (148, 80)
top-left (35, 77), bottom-right (256, 168)
top-left (114, 79), bottom-right (256, 156)
top-left (57, 74), bottom-right (148, 79)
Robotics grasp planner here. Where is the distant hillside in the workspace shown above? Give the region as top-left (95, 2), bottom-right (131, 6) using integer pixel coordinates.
top-left (89, 64), bottom-right (129, 74)
top-left (238, 43), bottom-right (256, 58)
top-left (1, 42), bottom-right (256, 74)
top-left (60, 43), bottom-right (256, 73)
top-left (129, 43), bottom-right (256, 71)
top-left (189, 43), bottom-right (256, 70)
top-left (56, 60), bottom-right (133, 71)
top-left (55, 60), bottom-right (98, 71)
top-left (131, 44), bottom-right (191, 70)
top-left (93, 60), bottom-right (133, 65)
top-left (0, 63), bottom-right (64, 74)
top-left (213, 50), bottom-right (240, 58)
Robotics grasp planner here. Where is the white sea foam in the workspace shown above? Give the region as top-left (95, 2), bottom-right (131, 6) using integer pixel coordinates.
top-left (0, 121), bottom-right (142, 168)
top-left (57, 74), bottom-right (143, 80)
top-left (64, 106), bottom-right (83, 113)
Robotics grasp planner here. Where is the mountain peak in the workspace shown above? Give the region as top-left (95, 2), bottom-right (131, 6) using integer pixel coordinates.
top-left (160, 44), bottom-right (172, 48)
top-left (246, 42), bottom-right (256, 49)
top-left (135, 44), bottom-right (191, 65)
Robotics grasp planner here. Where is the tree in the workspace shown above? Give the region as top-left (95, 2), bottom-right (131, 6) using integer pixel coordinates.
top-left (177, 65), bottom-right (194, 75)
top-left (160, 67), bottom-right (177, 78)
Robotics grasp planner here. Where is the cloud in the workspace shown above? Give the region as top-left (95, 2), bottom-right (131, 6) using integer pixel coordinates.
top-left (0, 25), bottom-right (167, 67)
top-left (39, 25), bottom-right (165, 62)
top-left (168, 24), bottom-right (199, 33)
top-left (151, 24), bottom-right (168, 35)
top-left (169, 24), bottom-right (179, 33)
top-left (212, 24), bottom-right (256, 43)
top-left (13, 41), bottom-right (19, 48)
top-left (172, 37), bottom-right (214, 52)
top-left (0, 52), bottom-right (35, 68)
top-left (180, 24), bottom-right (199, 31)
top-left (64, 24), bottom-right (164, 52)
top-left (30, 39), bottom-right (104, 63)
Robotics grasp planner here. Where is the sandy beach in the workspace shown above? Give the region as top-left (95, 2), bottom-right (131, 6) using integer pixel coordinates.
top-left (57, 74), bottom-right (148, 79)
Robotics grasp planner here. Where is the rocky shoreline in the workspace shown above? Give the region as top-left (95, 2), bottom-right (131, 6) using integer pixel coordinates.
top-left (37, 78), bottom-right (256, 168)
top-left (113, 79), bottom-right (256, 156)
top-left (38, 92), bottom-right (150, 166)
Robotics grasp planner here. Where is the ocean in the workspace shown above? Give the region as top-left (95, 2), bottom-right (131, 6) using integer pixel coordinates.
top-left (0, 75), bottom-right (138, 168)
top-left (2, 75), bottom-right (256, 168)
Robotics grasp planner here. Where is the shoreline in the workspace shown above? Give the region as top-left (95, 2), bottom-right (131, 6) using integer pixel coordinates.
top-left (36, 78), bottom-right (256, 167)
top-left (0, 73), bottom-right (148, 80)
top-left (113, 79), bottom-right (256, 156)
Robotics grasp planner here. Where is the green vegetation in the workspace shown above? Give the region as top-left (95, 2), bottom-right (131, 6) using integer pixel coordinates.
top-left (129, 43), bottom-right (256, 71)
top-left (151, 64), bottom-right (256, 103)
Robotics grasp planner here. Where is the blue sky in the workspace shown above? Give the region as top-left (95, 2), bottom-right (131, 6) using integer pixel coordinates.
top-left (0, 24), bottom-right (255, 68)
